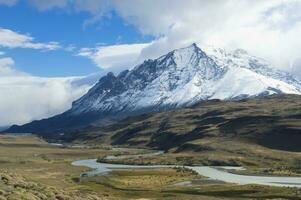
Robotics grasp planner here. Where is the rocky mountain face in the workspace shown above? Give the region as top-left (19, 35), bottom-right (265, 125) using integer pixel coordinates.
top-left (5, 43), bottom-right (301, 135)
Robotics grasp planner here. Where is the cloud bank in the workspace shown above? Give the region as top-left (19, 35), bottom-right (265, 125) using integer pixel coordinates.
top-left (0, 57), bottom-right (93, 126)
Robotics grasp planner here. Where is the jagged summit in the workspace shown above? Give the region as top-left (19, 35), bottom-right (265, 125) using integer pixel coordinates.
top-left (6, 43), bottom-right (301, 134)
top-left (70, 43), bottom-right (226, 115)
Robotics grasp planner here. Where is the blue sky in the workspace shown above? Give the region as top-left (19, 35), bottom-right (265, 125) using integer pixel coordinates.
top-left (0, 1), bottom-right (153, 77)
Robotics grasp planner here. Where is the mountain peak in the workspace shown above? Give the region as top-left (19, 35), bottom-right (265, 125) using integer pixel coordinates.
top-left (184, 42), bottom-right (198, 50)
top-left (107, 72), bottom-right (115, 77)
top-left (190, 42), bottom-right (201, 51)
top-left (173, 43), bottom-right (203, 54)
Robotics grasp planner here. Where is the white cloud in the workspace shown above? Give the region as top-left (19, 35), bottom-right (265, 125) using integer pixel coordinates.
top-left (78, 43), bottom-right (151, 72)
top-left (39, 0), bottom-right (297, 78)
top-left (0, 76), bottom-right (92, 126)
top-left (0, 0), bottom-right (18, 6)
top-left (0, 57), bottom-right (94, 126)
top-left (0, 57), bottom-right (23, 76)
top-left (0, 28), bottom-right (61, 50)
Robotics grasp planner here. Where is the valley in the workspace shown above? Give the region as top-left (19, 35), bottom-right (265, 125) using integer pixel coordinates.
top-left (1, 134), bottom-right (301, 199)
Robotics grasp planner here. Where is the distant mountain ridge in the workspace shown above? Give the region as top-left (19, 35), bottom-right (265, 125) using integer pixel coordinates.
top-left (5, 43), bottom-right (301, 135)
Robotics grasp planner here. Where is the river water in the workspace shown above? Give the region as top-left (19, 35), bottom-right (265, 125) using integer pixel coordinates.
top-left (72, 159), bottom-right (301, 188)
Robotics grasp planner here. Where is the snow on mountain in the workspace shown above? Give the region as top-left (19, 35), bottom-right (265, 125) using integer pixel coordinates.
top-left (205, 46), bottom-right (301, 88)
top-left (203, 46), bottom-right (301, 99)
top-left (70, 43), bottom-right (301, 116)
top-left (6, 43), bottom-right (301, 134)
top-left (70, 44), bottom-right (223, 115)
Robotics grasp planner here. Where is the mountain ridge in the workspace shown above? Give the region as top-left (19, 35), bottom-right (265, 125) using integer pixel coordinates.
top-left (5, 43), bottom-right (301, 135)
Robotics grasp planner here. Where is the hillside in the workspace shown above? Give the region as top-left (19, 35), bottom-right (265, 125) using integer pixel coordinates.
top-left (56, 94), bottom-right (301, 167)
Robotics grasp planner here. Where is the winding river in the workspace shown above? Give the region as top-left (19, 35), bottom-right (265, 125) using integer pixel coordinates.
top-left (72, 153), bottom-right (301, 188)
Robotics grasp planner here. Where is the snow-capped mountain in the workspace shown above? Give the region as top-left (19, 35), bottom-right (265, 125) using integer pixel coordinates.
top-left (6, 43), bottom-right (301, 134)
top-left (70, 43), bottom-right (301, 114)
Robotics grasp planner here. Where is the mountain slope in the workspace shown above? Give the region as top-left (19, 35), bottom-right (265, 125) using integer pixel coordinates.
top-left (64, 94), bottom-right (301, 152)
top-left (5, 44), bottom-right (301, 135)
top-left (59, 94), bottom-right (301, 168)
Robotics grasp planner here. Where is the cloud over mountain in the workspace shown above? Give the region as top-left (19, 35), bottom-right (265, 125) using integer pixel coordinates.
top-left (77, 43), bottom-right (151, 71)
top-left (0, 57), bottom-right (93, 126)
